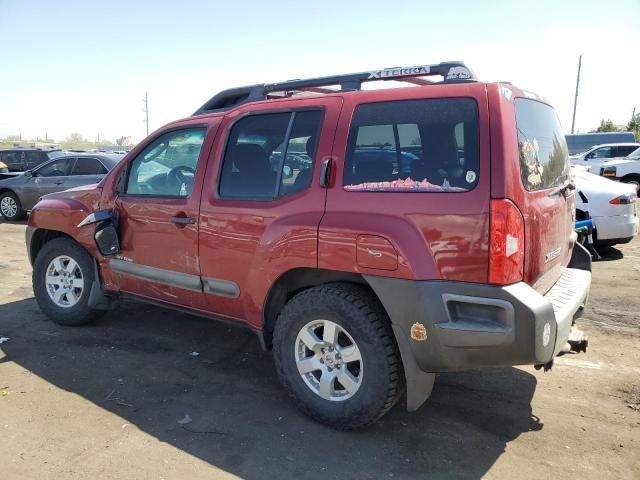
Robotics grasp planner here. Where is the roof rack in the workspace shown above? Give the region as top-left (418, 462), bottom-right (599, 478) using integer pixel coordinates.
top-left (193, 61), bottom-right (476, 116)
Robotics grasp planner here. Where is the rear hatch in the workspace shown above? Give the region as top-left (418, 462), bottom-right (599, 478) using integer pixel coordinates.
top-left (512, 97), bottom-right (574, 293)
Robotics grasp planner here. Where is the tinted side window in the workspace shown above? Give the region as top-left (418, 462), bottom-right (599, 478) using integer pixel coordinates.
top-left (126, 128), bottom-right (206, 197)
top-left (24, 151), bottom-right (40, 169)
top-left (72, 157), bottom-right (107, 175)
top-left (617, 146), bottom-right (638, 157)
top-left (343, 98), bottom-right (479, 192)
top-left (515, 99), bottom-right (569, 191)
top-left (1, 151), bottom-right (26, 170)
top-left (36, 158), bottom-right (74, 177)
top-left (219, 110), bottom-right (322, 199)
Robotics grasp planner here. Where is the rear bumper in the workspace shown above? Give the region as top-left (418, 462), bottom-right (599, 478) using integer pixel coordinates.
top-left (593, 214), bottom-right (639, 242)
top-left (366, 243), bottom-right (592, 373)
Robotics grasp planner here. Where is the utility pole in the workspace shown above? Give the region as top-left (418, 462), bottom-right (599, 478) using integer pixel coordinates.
top-left (571, 54), bottom-right (582, 134)
top-left (142, 92), bottom-right (149, 137)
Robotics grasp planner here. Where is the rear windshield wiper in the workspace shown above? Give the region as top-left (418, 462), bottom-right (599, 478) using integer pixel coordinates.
top-left (554, 179), bottom-right (575, 197)
top-left (558, 179), bottom-right (576, 197)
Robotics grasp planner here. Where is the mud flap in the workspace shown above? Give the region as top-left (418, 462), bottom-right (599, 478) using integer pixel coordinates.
top-left (87, 260), bottom-right (115, 311)
top-left (391, 324), bottom-right (436, 411)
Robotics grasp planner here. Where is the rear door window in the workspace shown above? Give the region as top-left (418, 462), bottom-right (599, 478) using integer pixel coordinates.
top-left (515, 98), bottom-right (569, 191)
top-left (615, 145), bottom-right (638, 157)
top-left (0, 151), bottom-right (26, 170)
top-left (343, 98), bottom-right (479, 192)
top-left (71, 157), bottom-right (107, 175)
top-left (219, 110), bottom-right (322, 199)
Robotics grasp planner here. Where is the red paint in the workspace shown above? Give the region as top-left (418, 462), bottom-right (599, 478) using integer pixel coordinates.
top-left (28, 79), bottom-right (573, 329)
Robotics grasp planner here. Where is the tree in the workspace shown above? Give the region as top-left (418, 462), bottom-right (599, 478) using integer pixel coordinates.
top-left (60, 132), bottom-right (93, 150)
top-left (627, 109), bottom-right (640, 141)
top-left (591, 119), bottom-right (621, 133)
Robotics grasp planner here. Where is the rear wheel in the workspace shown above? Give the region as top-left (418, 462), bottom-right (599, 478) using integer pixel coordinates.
top-left (33, 237), bottom-right (106, 326)
top-left (273, 283), bottom-right (404, 430)
top-left (0, 191), bottom-right (26, 221)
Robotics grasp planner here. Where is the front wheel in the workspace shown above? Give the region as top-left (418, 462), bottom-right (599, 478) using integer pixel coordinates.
top-left (0, 191), bottom-right (26, 221)
top-left (621, 175), bottom-right (640, 194)
top-left (273, 283), bottom-right (404, 430)
top-left (33, 237), bottom-right (106, 326)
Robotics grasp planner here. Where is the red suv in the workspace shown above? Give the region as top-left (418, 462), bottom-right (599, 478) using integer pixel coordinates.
top-left (26, 62), bottom-right (592, 429)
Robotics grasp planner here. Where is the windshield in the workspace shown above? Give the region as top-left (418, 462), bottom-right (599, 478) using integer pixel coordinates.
top-left (515, 98), bottom-right (569, 191)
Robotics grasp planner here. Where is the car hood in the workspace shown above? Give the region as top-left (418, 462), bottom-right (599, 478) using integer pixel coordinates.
top-left (35, 183), bottom-right (104, 212)
top-left (0, 173), bottom-right (27, 186)
top-left (601, 158), bottom-right (636, 167)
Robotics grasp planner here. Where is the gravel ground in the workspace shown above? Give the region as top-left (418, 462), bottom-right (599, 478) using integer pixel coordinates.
top-left (0, 219), bottom-right (639, 479)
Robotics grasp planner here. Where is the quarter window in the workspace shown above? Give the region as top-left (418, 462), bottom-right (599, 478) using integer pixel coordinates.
top-left (343, 98), bottom-right (479, 192)
top-left (126, 128), bottom-right (206, 197)
top-left (515, 98), bottom-right (569, 191)
top-left (219, 110), bottom-right (322, 199)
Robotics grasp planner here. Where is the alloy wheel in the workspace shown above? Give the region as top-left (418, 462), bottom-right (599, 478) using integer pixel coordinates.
top-left (0, 196), bottom-right (18, 218)
top-left (45, 255), bottom-right (85, 308)
top-left (294, 319), bottom-right (363, 401)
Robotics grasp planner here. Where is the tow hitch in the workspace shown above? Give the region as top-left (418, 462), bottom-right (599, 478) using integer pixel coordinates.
top-left (567, 325), bottom-right (588, 353)
top-left (535, 325), bottom-right (588, 372)
top-left (534, 360), bottom-right (554, 372)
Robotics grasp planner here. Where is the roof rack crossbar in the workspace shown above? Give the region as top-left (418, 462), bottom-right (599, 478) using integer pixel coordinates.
top-left (193, 61), bottom-right (476, 116)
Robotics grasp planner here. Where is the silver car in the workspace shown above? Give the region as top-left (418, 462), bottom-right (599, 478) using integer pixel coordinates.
top-left (0, 153), bottom-right (123, 221)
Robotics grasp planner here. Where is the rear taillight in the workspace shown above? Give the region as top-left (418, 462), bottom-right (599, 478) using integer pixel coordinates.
top-left (489, 199), bottom-right (525, 285)
top-left (609, 193), bottom-right (636, 205)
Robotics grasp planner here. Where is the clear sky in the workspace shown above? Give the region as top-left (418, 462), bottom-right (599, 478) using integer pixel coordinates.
top-left (0, 0), bottom-right (638, 143)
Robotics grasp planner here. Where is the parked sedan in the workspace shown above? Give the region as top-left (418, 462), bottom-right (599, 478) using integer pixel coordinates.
top-left (573, 166), bottom-right (639, 247)
top-left (0, 153), bottom-right (122, 221)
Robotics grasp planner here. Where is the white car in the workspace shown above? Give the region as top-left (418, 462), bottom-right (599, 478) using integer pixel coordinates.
top-left (573, 167), bottom-right (639, 246)
top-left (600, 147), bottom-right (640, 192)
top-left (569, 143), bottom-right (640, 172)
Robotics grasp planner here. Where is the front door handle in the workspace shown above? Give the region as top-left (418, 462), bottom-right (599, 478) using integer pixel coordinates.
top-left (170, 216), bottom-right (195, 225)
top-left (54, 181), bottom-right (64, 185)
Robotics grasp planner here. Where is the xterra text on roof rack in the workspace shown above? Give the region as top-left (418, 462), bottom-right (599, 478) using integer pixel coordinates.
top-left (26, 61), bottom-right (591, 429)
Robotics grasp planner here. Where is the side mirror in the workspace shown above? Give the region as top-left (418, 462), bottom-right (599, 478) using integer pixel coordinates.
top-left (25, 170), bottom-right (33, 177)
top-left (94, 221), bottom-right (120, 256)
top-left (77, 209), bottom-right (120, 256)
top-left (283, 165), bottom-right (293, 179)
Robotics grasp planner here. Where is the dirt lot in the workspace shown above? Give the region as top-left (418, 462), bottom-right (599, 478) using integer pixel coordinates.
top-left (0, 219), bottom-right (639, 480)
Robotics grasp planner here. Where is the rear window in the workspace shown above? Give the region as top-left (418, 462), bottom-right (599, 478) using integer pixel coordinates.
top-left (515, 98), bottom-right (569, 191)
top-left (343, 98), bottom-right (480, 192)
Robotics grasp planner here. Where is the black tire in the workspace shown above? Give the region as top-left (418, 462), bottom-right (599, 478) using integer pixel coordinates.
top-left (33, 237), bottom-right (106, 326)
top-left (0, 191), bottom-right (26, 221)
top-left (273, 283), bottom-right (404, 430)
top-left (621, 175), bottom-right (640, 194)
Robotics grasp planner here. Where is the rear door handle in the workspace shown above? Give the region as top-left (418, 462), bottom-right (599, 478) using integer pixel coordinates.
top-left (319, 158), bottom-right (332, 188)
top-left (54, 181), bottom-right (64, 185)
top-left (170, 216), bottom-right (195, 224)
